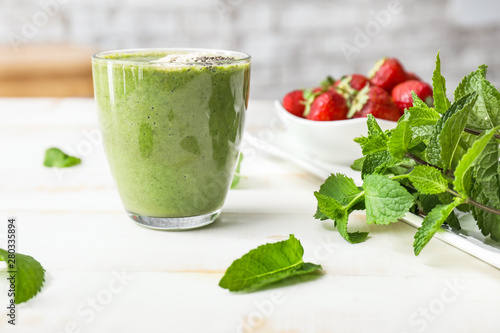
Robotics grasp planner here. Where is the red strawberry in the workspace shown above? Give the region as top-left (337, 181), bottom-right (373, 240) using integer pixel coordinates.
top-left (282, 90), bottom-right (306, 117)
top-left (368, 58), bottom-right (407, 93)
top-left (334, 74), bottom-right (370, 91)
top-left (349, 85), bottom-right (401, 122)
top-left (306, 90), bottom-right (348, 121)
top-left (392, 80), bottom-right (433, 113)
top-left (406, 72), bottom-right (420, 81)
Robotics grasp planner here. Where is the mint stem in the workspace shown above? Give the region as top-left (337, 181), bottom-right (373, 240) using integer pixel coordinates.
top-left (405, 152), bottom-right (444, 172)
top-left (464, 127), bottom-right (500, 139)
top-left (345, 191), bottom-right (365, 211)
top-left (446, 189), bottom-right (500, 216)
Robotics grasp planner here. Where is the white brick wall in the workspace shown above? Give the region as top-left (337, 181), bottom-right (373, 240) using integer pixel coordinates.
top-left (2, 0), bottom-right (500, 98)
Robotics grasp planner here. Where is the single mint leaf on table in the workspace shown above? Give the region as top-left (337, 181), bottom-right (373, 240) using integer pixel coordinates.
top-left (0, 249), bottom-right (46, 304)
top-left (388, 113), bottom-right (411, 159)
top-left (432, 51), bottom-right (451, 114)
top-left (426, 92), bottom-right (478, 170)
top-left (314, 173), bottom-right (364, 220)
top-left (453, 127), bottom-right (500, 196)
top-left (314, 192), bottom-right (368, 244)
top-left (43, 147), bottom-right (81, 168)
top-left (454, 64), bottom-right (500, 130)
top-left (362, 174), bottom-right (414, 225)
top-left (414, 199), bottom-right (462, 255)
top-left (230, 153), bottom-right (244, 189)
top-left (219, 235), bottom-right (322, 292)
top-left (408, 165), bottom-right (448, 195)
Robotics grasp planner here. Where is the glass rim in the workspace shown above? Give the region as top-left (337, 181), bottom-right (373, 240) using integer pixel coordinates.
top-left (91, 48), bottom-right (251, 66)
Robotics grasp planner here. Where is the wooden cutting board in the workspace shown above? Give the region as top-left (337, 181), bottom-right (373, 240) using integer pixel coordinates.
top-left (0, 44), bottom-right (96, 97)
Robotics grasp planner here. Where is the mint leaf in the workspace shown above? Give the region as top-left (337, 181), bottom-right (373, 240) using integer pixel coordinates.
top-left (411, 125), bottom-right (435, 147)
top-left (0, 249), bottom-right (46, 304)
top-left (351, 157), bottom-right (364, 171)
top-left (230, 153), bottom-right (244, 189)
top-left (219, 235), bottom-right (322, 292)
top-left (366, 114), bottom-right (388, 138)
top-left (470, 141), bottom-right (500, 240)
top-left (426, 92), bottom-right (478, 170)
top-left (388, 113), bottom-right (411, 159)
top-left (453, 127), bottom-right (500, 196)
top-left (408, 165), bottom-right (448, 195)
top-left (363, 174), bottom-right (414, 225)
top-left (43, 147), bottom-right (81, 168)
top-left (314, 173), bottom-right (364, 220)
top-left (356, 135), bottom-right (388, 155)
top-left (407, 99), bottom-right (440, 126)
top-left (411, 92), bottom-right (435, 112)
top-left (454, 65), bottom-right (500, 130)
top-left (314, 192), bottom-right (368, 244)
top-left (414, 199), bottom-right (461, 255)
top-left (361, 150), bottom-right (400, 179)
top-left (432, 51), bottom-right (451, 114)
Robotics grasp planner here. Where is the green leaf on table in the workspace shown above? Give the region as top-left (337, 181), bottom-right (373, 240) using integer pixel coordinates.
top-left (388, 113), bottom-right (411, 159)
top-left (414, 199), bottom-right (462, 255)
top-left (0, 249), bottom-right (46, 304)
top-left (362, 174), bottom-right (415, 225)
top-left (470, 141), bottom-right (500, 240)
top-left (43, 147), bottom-right (81, 168)
top-left (314, 173), bottom-right (364, 220)
top-left (426, 92), bottom-right (478, 170)
top-left (454, 65), bottom-right (500, 130)
top-left (314, 192), bottom-right (368, 244)
top-left (453, 127), bottom-right (500, 196)
top-left (231, 153), bottom-right (244, 189)
top-left (408, 165), bottom-right (448, 195)
top-left (432, 51), bottom-right (451, 114)
top-left (219, 235), bottom-right (322, 292)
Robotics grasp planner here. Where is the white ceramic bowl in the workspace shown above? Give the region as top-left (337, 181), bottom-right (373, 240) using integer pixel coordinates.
top-left (274, 100), bottom-right (397, 166)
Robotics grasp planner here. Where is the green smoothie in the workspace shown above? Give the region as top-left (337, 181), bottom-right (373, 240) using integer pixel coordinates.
top-left (92, 49), bottom-right (250, 222)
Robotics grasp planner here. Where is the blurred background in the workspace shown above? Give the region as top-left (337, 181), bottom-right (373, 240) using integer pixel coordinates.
top-left (1, 0), bottom-right (500, 99)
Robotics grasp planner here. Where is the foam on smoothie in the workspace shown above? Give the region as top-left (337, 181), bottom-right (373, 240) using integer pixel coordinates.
top-left (151, 53), bottom-right (235, 66)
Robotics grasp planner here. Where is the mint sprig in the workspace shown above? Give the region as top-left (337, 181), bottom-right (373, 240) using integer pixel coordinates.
top-left (315, 51), bottom-right (500, 254)
top-left (0, 249), bottom-right (46, 304)
top-left (219, 235), bottom-right (322, 292)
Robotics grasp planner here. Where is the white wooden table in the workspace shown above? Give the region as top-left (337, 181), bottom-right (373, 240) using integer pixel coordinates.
top-left (0, 98), bottom-right (499, 333)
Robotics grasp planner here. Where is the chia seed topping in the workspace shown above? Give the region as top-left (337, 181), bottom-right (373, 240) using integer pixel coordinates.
top-left (152, 53), bottom-right (235, 66)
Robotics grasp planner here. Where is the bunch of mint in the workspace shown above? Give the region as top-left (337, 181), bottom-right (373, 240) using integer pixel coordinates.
top-left (314, 52), bottom-right (500, 255)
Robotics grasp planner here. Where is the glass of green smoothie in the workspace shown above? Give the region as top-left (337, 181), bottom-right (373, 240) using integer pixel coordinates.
top-left (92, 48), bottom-right (251, 230)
